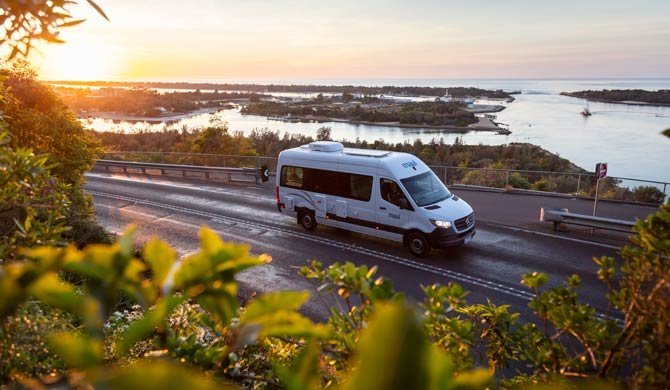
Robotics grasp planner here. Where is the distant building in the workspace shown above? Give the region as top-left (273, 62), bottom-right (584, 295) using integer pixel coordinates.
top-left (437, 94), bottom-right (474, 105)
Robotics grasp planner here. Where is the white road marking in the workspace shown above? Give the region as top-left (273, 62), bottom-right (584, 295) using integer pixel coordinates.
top-left (483, 221), bottom-right (622, 250)
top-left (95, 203), bottom-right (286, 253)
top-left (86, 173), bottom-right (274, 203)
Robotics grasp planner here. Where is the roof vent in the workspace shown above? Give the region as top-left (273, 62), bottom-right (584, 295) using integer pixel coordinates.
top-left (308, 141), bottom-right (344, 152)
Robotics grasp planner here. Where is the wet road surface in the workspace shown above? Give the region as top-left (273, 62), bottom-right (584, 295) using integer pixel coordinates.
top-left (84, 172), bottom-right (657, 323)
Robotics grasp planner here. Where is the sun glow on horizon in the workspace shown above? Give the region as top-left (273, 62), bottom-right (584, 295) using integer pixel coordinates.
top-left (36, 40), bottom-right (123, 81)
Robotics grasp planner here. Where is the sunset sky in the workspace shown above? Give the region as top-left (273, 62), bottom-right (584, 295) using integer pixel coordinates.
top-left (33, 0), bottom-right (670, 81)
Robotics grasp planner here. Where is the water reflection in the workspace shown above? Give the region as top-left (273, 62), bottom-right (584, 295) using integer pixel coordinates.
top-left (83, 93), bottom-right (670, 182)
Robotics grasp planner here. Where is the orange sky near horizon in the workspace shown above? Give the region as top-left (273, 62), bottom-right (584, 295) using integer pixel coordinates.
top-left (30, 0), bottom-right (670, 82)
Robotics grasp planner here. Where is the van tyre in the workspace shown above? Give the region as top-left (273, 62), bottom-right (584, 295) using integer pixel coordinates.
top-left (406, 231), bottom-right (430, 257)
top-left (298, 210), bottom-right (317, 231)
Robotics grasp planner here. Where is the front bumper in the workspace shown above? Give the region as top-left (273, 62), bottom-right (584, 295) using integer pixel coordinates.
top-left (428, 224), bottom-right (476, 247)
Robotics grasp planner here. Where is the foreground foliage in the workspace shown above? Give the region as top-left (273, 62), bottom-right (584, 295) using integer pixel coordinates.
top-left (0, 201), bottom-right (668, 388)
top-left (0, 227), bottom-right (490, 389)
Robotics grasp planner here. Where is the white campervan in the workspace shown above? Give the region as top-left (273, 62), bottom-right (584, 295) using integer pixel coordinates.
top-left (275, 141), bottom-right (475, 257)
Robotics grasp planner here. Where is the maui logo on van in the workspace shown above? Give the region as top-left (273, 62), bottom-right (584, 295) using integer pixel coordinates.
top-left (401, 160), bottom-right (417, 169)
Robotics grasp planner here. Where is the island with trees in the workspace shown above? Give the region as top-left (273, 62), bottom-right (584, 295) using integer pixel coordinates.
top-left (561, 89), bottom-right (670, 106)
top-left (54, 86), bottom-right (265, 120)
top-left (240, 93), bottom-right (507, 131)
top-left (51, 80), bottom-right (516, 100)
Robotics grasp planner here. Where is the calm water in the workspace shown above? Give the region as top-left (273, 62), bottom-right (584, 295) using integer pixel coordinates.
top-left (82, 79), bottom-right (670, 183)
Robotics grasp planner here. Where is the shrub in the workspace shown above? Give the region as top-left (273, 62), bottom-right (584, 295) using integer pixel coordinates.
top-left (532, 177), bottom-right (558, 192)
top-left (633, 185), bottom-right (666, 204)
top-left (508, 172), bottom-right (532, 189)
top-left (461, 169), bottom-right (506, 188)
top-left (0, 302), bottom-right (74, 381)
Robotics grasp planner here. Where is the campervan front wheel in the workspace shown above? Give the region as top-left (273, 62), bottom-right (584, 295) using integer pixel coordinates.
top-left (406, 231), bottom-right (431, 257)
top-left (298, 210), bottom-right (317, 231)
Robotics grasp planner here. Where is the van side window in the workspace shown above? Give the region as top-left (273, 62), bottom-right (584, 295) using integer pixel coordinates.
top-left (348, 174), bottom-right (372, 201)
top-left (380, 178), bottom-right (403, 206)
top-left (281, 166), bottom-right (303, 188)
top-left (280, 165), bottom-right (372, 202)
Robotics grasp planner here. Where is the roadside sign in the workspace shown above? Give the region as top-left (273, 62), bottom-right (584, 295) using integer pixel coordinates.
top-left (593, 162), bottom-right (608, 219)
top-left (595, 162), bottom-right (607, 179)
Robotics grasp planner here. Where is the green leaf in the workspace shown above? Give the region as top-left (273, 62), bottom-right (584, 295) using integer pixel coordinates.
top-left (86, 0), bottom-right (110, 21)
top-left (48, 332), bottom-right (103, 369)
top-left (27, 272), bottom-right (83, 312)
top-left (275, 340), bottom-right (321, 390)
top-left (117, 295), bottom-right (185, 356)
top-left (239, 291), bottom-right (329, 341)
top-left (242, 291), bottom-right (310, 322)
top-left (95, 360), bottom-right (230, 389)
top-left (118, 226), bottom-right (137, 257)
top-left (199, 226), bottom-right (224, 255)
top-left (143, 238), bottom-right (176, 291)
top-left (342, 303), bottom-right (430, 390)
top-left (521, 272), bottom-right (548, 290)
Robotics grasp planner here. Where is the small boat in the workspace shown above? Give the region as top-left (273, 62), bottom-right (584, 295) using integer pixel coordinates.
top-left (581, 105), bottom-right (592, 116)
top-left (496, 128), bottom-right (512, 135)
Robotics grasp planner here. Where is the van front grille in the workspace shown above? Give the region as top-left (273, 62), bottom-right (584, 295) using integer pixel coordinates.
top-left (455, 213), bottom-right (475, 231)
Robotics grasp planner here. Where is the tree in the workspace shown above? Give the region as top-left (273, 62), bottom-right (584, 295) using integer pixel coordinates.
top-left (0, 0), bottom-right (108, 59)
top-left (316, 126), bottom-right (332, 141)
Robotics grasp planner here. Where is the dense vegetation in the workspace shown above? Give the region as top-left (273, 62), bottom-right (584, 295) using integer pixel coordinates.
top-left (0, 62), bottom-right (110, 256)
top-left (56, 87), bottom-right (261, 117)
top-left (93, 127), bottom-right (667, 203)
top-left (94, 127), bottom-right (573, 170)
top-left (561, 89), bottom-right (670, 105)
top-left (2, 204), bottom-right (669, 388)
top-left (51, 81), bottom-right (515, 99)
top-left (241, 100), bottom-right (478, 127)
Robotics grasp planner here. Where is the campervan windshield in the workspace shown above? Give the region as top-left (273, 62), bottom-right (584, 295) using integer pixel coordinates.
top-left (400, 171), bottom-right (451, 207)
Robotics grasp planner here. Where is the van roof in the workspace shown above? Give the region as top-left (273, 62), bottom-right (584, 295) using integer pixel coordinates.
top-left (279, 142), bottom-right (430, 179)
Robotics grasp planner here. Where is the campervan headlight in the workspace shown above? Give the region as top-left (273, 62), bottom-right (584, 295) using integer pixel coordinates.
top-left (430, 219), bottom-right (452, 229)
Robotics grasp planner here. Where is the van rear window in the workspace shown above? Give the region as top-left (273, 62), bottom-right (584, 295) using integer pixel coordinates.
top-left (280, 165), bottom-right (372, 202)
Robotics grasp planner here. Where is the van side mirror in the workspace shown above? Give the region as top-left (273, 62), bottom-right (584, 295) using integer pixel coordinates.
top-left (399, 197), bottom-right (411, 210)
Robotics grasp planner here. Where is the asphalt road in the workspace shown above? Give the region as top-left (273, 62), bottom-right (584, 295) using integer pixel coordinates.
top-left (84, 171), bottom-right (659, 323)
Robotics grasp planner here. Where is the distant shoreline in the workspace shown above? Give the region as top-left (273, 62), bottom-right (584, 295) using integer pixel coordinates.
top-left (79, 108), bottom-right (507, 134)
top-left (262, 114), bottom-right (506, 133)
top-left (49, 81), bottom-right (514, 100)
top-left (560, 92), bottom-right (670, 107)
top-left (78, 107), bottom-right (226, 123)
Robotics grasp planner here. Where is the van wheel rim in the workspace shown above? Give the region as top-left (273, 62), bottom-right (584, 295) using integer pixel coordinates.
top-left (411, 239), bottom-right (424, 252)
top-left (303, 215), bottom-right (313, 227)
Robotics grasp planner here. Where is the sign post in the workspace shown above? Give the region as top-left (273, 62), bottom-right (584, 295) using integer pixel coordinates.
top-left (593, 162), bottom-right (608, 217)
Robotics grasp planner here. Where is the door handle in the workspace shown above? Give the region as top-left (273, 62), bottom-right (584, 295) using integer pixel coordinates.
top-left (379, 206), bottom-right (386, 210)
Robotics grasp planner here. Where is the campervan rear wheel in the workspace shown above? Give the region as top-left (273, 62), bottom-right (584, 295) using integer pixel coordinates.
top-left (298, 210), bottom-right (317, 231)
top-left (407, 231), bottom-right (431, 257)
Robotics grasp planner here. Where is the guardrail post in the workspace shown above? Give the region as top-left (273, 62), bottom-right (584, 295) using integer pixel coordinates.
top-left (576, 174), bottom-right (582, 195)
top-left (141, 167), bottom-right (146, 174)
top-left (443, 167), bottom-right (448, 184)
top-left (205, 172), bottom-right (210, 180)
top-left (161, 169), bottom-right (165, 175)
top-left (505, 170), bottom-right (510, 189)
top-left (122, 166), bottom-right (127, 173)
top-left (664, 183), bottom-right (668, 202)
top-left (104, 165), bottom-right (109, 171)
top-left (182, 170), bottom-right (187, 177)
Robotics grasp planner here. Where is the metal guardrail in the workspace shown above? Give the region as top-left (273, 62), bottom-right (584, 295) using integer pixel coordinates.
top-left (94, 159), bottom-right (269, 184)
top-left (540, 207), bottom-right (636, 233)
top-left (100, 151), bottom-right (669, 204)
